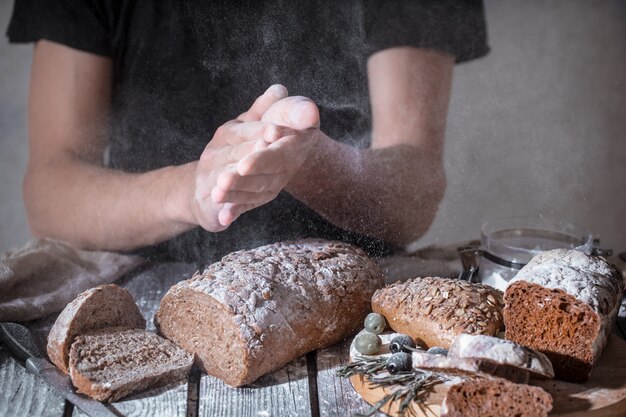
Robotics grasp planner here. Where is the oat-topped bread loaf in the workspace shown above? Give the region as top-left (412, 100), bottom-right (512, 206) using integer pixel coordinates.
top-left (504, 249), bottom-right (624, 382)
top-left (371, 277), bottom-right (504, 349)
top-left (155, 239), bottom-right (384, 387)
top-left (440, 378), bottom-right (553, 417)
top-left (69, 328), bottom-right (194, 402)
top-left (47, 284), bottom-right (145, 373)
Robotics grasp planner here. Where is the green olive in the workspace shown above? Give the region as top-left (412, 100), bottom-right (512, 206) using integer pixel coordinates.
top-left (364, 313), bottom-right (386, 335)
top-left (354, 332), bottom-right (382, 355)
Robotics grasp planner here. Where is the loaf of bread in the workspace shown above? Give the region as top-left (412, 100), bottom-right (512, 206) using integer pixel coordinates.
top-left (371, 277), bottom-right (504, 349)
top-left (47, 284), bottom-right (145, 373)
top-left (448, 334), bottom-right (554, 379)
top-left (440, 378), bottom-right (553, 417)
top-left (69, 328), bottom-right (193, 402)
top-left (504, 249), bottom-right (624, 382)
top-left (155, 239), bottom-right (384, 387)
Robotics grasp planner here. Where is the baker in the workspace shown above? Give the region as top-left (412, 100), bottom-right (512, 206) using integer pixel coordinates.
top-left (7, 1), bottom-right (489, 263)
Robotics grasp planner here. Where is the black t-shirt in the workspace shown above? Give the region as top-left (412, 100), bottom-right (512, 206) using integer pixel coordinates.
top-left (7, 0), bottom-right (489, 263)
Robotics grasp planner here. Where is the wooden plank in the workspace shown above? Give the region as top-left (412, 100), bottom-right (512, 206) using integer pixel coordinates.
top-left (0, 349), bottom-right (65, 417)
top-left (315, 339), bottom-right (378, 417)
top-left (71, 262), bottom-right (198, 417)
top-left (199, 355), bottom-right (312, 417)
top-left (72, 381), bottom-right (188, 417)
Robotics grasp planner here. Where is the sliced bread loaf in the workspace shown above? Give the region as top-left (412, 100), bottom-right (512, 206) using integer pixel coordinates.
top-left (371, 277), bottom-right (504, 349)
top-left (69, 327), bottom-right (194, 402)
top-left (155, 239), bottom-right (384, 387)
top-left (448, 334), bottom-right (554, 379)
top-left (440, 378), bottom-right (553, 417)
top-left (504, 249), bottom-right (623, 382)
top-left (47, 284), bottom-right (145, 373)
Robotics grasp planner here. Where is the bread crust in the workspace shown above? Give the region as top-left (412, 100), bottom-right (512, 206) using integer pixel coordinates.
top-left (371, 277), bottom-right (504, 349)
top-left (155, 239), bottom-right (384, 387)
top-left (47, 284), bottom-right (145, 373)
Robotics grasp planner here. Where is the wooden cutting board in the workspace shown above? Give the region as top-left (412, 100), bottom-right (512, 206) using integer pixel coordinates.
top-left (349, 332), bottom-right (626, 417)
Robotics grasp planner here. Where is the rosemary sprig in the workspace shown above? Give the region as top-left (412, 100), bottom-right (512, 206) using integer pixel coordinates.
top-left (337, 355), bottom-right (446, 417)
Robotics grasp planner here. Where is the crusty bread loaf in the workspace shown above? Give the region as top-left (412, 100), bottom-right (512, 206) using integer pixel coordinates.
top-left (47, 284), bottom-right (145, 373)
top-left (448, 334), bottom-right (554, 379)
top-left (504, 249), bottom-right (624, 382)
top-left (155, 239), bottom-right (384, 387)
top-left (69, 327), bottom-right (194, 402)
top-left (440, 378), bottom-right (553, 417)
top-left (371, 277), bottom-right (504, 349)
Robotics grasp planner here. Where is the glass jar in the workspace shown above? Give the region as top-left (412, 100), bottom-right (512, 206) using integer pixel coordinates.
top-left (458, 216), bottom-right (604, 291)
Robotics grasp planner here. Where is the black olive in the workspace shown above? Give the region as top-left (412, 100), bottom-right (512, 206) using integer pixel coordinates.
top-left (386, 352), bottom-right (412, 373)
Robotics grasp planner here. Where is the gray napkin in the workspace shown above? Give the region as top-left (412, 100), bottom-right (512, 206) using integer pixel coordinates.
top-left (0, 239), bottom-right (145, 322)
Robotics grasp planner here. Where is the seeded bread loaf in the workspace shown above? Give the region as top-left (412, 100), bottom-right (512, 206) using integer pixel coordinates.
top-left (448, 334), bottom-right (554, 379)
top-left (440, 378), bottom-right (553, 417)
top-left (371, 277), bottom-right (504, 349)
top-left (155, 239), bottom-right (384, 387)
top-left (504, 249), bottom-right (624, 382)
top-left (69, 327), bottom-right (194, 402)
top-left (47, 284), bottom-right (146, 373)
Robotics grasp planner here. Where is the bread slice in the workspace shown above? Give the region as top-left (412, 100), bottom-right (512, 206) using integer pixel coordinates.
top-left (411, 350), bottom-right (531, 384)
top-left (69, 327), bottom-right (194, 402)
top-left (504, 249), bottom-right (624, 382)
top-left (448, 334), bottom-right (554, 379)
top-left (371, 277), bottom-right (504, 349)
top-left (47, 284), bottom-right (146, 373)
top-left (440, 378), bottom-right (553, 417)
top-left (155, 239), bottom-right (384, 387)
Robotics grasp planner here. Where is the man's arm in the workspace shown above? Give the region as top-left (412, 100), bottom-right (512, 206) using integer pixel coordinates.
top-left (24, 40), bottom-right (199, 250)
top-left (24, 40), bottom-right (285, 251)
top-left (285, 47), bottom-right (452, 245)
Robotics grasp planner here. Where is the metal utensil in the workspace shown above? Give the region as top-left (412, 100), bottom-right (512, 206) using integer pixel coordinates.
top-left (0, 322), bottom-right (120, 417)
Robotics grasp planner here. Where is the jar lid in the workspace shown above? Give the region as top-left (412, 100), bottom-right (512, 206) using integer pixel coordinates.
top-left (480, 215), bottom-right (592, 267)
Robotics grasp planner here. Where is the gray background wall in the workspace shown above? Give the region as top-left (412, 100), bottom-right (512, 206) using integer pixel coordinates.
top-left (1, 0), bottom-right (625, 254)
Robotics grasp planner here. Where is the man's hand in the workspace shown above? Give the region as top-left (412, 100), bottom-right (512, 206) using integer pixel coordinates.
top-left (191, 85), bottom-right (288, 231)
top-left (207, 96), bottom-right (320, 227)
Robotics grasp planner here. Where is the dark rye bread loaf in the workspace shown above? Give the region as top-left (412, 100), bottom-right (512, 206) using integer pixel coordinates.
top-left (371, 277), bottom-right (504, 349)
top-left (47, 284), bottom-right (145, 373)
top-left (155, 239), bottom-right (384, 387)
top-left (440, 378), bottom-right (553, 417)
top-left (504, 249), bottom-right (624, 382)
top-left (69, 328), bottom-right (193, 402)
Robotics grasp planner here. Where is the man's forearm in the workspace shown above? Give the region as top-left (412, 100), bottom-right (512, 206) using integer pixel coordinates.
top-left (285, 132), bottom-right (445, 246)
top-left (24, 159), bottom-right (198, 251)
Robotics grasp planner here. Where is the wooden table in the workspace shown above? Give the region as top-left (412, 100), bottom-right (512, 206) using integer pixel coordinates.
top-left (1, 261), bottom-right (625, 417)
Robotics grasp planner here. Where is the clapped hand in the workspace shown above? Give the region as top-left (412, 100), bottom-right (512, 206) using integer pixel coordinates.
top-left (191, 85), bottom-right (320, 231)
top-left (209, 94), bottom-right (321, 227)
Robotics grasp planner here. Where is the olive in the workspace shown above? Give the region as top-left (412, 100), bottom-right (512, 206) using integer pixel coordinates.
top-left (389, 334), bottom-right (416, 353)
top-left (387, 352), bottom-right (412, 373)
top-left (354, 332), bottom-right (382, 355)
top-left (364, 313), bottom-right (386, 335)
top-left (427, 346), bottom-right (448, 356)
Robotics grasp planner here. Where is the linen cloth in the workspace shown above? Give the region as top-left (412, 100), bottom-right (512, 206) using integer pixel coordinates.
top-left (0, 239), bottom-right (145, 322)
